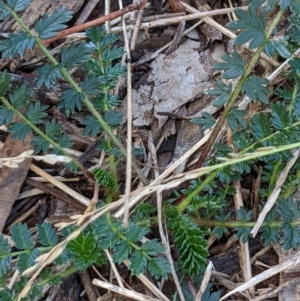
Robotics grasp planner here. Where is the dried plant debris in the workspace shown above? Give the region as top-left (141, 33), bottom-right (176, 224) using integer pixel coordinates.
top-left (126, 36), bottom-right (224, 130)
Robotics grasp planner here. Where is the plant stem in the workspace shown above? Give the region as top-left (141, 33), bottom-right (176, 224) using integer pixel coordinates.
top-left (193, 9), bottom-right (284, 170)
top-left (9, 9), bottom-right (148, 185)
top-left (177, 171), bottom-right (218, 212)
top-left (0, 96), bottom-right (94, 179)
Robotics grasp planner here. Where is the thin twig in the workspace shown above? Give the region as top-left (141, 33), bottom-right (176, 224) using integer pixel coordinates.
top-left (121, 0), bottom-right (134, 228)
top-left (41, 0), bottom-right (148, 45)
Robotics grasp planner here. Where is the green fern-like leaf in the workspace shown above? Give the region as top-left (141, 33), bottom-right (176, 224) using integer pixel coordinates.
top-left (169, 215), bottom-right (208, 277)
top-left (0, 106), bottom-right (14, 126)
top-left (235, 207), bottom-right (253, 243)
top-left (241, 75), bottom-right (270, 103)
top-left (9, 85), bottom-right (31, 108)
top-left (92, 168), bottom-right (117, 191)
top-left (251, 113), bottom-right (273, 139)
top-left (10, 224), bottom-right (35, 250)
top-left (61, 42), bottom-right (93, 69)
top-left (35, 65), bottom-right (63, 88)
top-left (58, 89), bottom-right (83, 116)
top-left (148, 257), bottom-right (170, 279)
top-left (6, 0), bottom-right (32, 12)
top-left (17, 249), bottom-right (40, 272)
top-left (0, 31), bottom-right (36, 58)
top-left (0, 70), bottom-right (11, 97)
top-left (0, 235), bottom-right (12, 277)
top-left (82, 116), bottom-right (102, 136)
top-left (7, 121), bottom-right (31, 140)
top-left (213, 52), bottom-right (245, 79)
top-left (67, 232), bottom-right (106, 270)
top-left (226, 2), bottom-right (267, 49)
top-left (26, 101), bottom-right (48, 125)
top-left (34, 7), bottom-right (73, 39)
top-left (270, 102), bottom-right (291, 129)
top-left (130, 250), bottom-right (147, 275)
top-left (36, 223), bottom-right (58, 247)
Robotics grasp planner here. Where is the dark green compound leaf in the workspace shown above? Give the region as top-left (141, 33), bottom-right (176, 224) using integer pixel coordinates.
top-left (99, 33), bottom-right (119, 50)
top-left (288, 58), bottom-right (300, 78)
top-left (35, 64), bottom-right (63, 88)
top-left (212, 213), bottom-right (230, 240)
top-left (82, 115), bottom-right (102, 136)
top-left (58, 89), bottom-right (83, 117)
top-left (0, 31), bottom-right (36, 58)
top-left (226, 106), bottom-right (247, 131)
top-left (0, 70), bottom-right (11, 97)
top-left (34, 7), bottom-right (73, 39)
top-left (264, 0), bottom-right (280, 13)
top-left (270, 102), bottom-right (291, 129)
top-left (99, 64), bottom-right (126, 89)
top-left (273, 40), bottom-right (291, 59)
top-left (191, 112), bottom-right (216, 130)
top-left (67, 232), bottom-right (106, 270)
top-left (213, 52), bottom-right (245, 79)
top-left (141, 239), bottom-right (165, 256)
top-left (61, 42), bottom-right (93, 69)
top-left (232, 130), bottom-right (253, 150)
top-left (207, 80), bottom-right (232, 107)
top-left (26, 101), bottom-right (48, 125)
top-left (123, 223), bottom-right (149, 242)
top-left (112, 240), bottom-right (131, 264)
top-left (92, 168), bottom-right (117, 191)
top-left (0, 235), bottom-right (12, 277)
top-left (148, 257), bottom-right (170, 279)
top-left (85, 26), bottom-right (106, 44)
top-left (265, 39), bottom-right (291, 59)
top-left (7, 122), bottom-right (31, 140)
top-left (169, 215), bottom-right (208, 277)
top-left (289, 0), bottom-right (300, 14)
top-left (93, 93), bottom-right (121, 110)
top-left (227, 4), bottom-right (266, 49)
top-left (130, 249), bottom-right (148, 275)
top-left (103, 110), bottom-right (122, 127)
top-left (0, 2), bottom-right (11, 21)
top-left (17, 249), bottom-right (40, 272)
top-left (57, 133), bottom-right (73, 149)
top-left (251, 113), bottom-right (273, 140)
top-left (0, 106), bottom-right (14, 126)
top-left (0, 288), bottom-right (14, 301)
top-left (102, 45), bottom-right (124, 63)
top-left (9, 84), bottom-right (31, 108)
top-left (6, 0), bottom-right (32, 11)
top-left (10, 224), bottom-right (35, 250)
top-left (31, 136), bottom-right (50, 154)
top-left (235, 207), bottom-right (253, 244)
top-left (217, 167), bottom-right (241, 183)
top-left (79, 74), bottom-right (101, 95)
top-left (260, 206), bottom-right (280, 245)
top-left (45, 119), bottom-right (62, 140)
top-left (36, 222), bottom-right (58, 247)
top-left (241, 75), bottom-right (270, 103)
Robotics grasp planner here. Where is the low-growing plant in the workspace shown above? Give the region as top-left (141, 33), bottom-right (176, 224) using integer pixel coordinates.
top-left (1, 0), bottom-right (300, 300)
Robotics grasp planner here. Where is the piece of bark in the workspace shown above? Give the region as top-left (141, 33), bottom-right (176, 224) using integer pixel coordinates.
top-left (0, 133), bottom-right (33, 232)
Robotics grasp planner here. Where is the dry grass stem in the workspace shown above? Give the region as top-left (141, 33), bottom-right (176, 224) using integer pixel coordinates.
top-left (92, 278), bottom-right (163, 301)
top-left (195, 261), bottom-right (213, 300)
top-left (104, 249), bottom-right (124, 288)
top-left (220, 251), bottom-right (300, 300)
top-left (251, 149), bottom-right (300, 237)
top-left (29, 164), bottom-right (91, 207)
